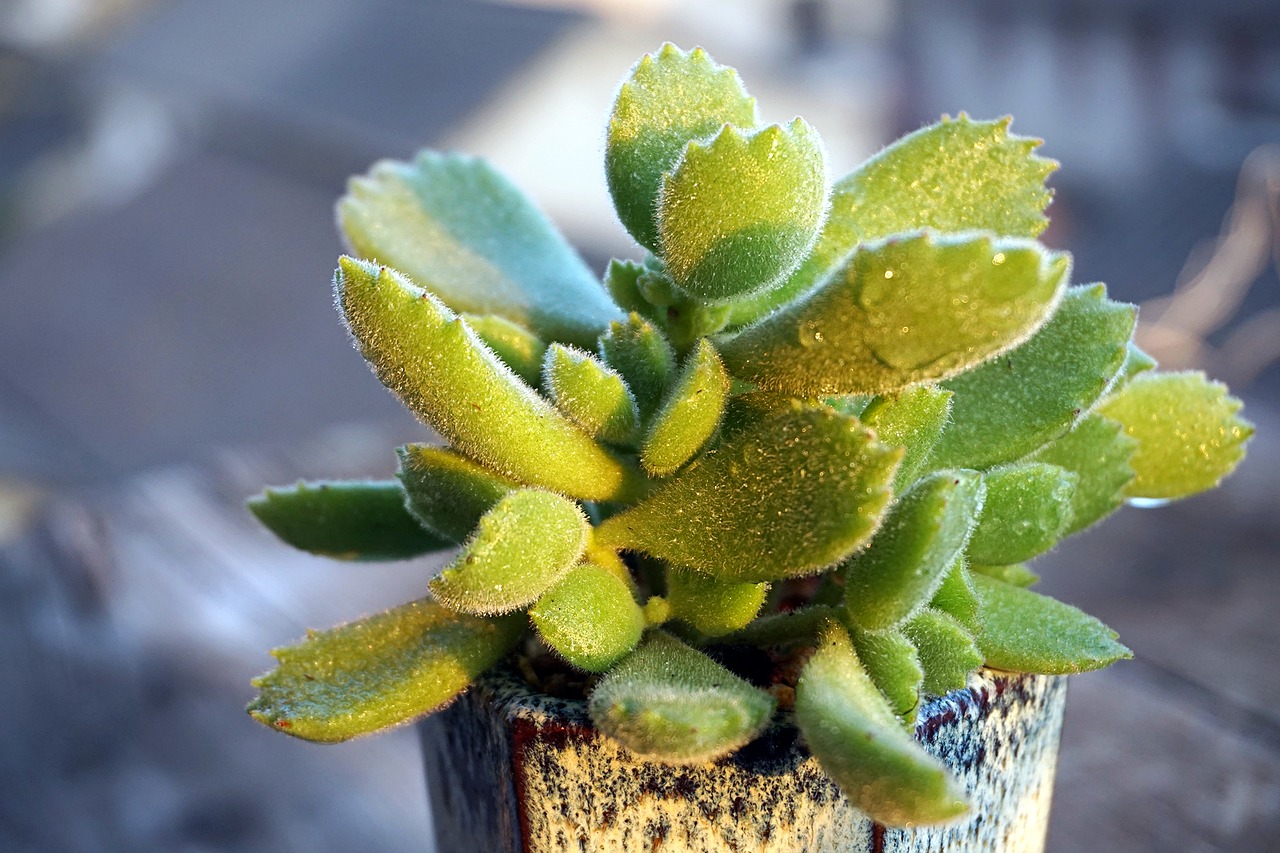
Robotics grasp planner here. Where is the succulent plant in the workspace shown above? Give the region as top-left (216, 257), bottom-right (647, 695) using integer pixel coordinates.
top-left (246, 44), bottom-right (1252, 826)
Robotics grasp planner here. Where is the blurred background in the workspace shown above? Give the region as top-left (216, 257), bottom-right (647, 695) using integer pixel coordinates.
top-left (1, 0), bottom-right (1277, 850)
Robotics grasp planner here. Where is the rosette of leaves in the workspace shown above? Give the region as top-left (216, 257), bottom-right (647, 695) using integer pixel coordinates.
top-left (246, 44), bottom-right (1252, 826)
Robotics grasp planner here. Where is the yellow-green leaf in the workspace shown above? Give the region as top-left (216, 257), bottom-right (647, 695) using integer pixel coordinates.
top-left (247, 599), bottom-right (523, 742)
top-left (658, 120), bottom-right (828, 302)
top-left (641, 338), bottom-right (729, 476)
top-left (460, 314), bottom-right (547, 386)
top-left (530, 563), bottom-right (644, 672)
top-left (588, 632), bottom-right (775, 764)
top-left (248, 480), bottom-right (450, 560)
top-left (719, 232), bottom-right (1069, 395)
top-left (543, 344), bottom-right (641, 446)
top-left (337, 258), bottom-right (642, 502)
top-left (429, 490), bottom-right (589, 615)
top-left (396, 445), bottom-right (518, 544)
top-left (1027, 414), bottom-right (1136, 534)
top-left (1097, 371), bottom-right (1252, 501)
top-left (339, 152), bottom-right (621, 347)
top-left (666, 567), bottom-right (767, 637)
top-left (596, 404), bottom-right (901, 582)
top-left (862, 386), bottom-right (953, 492)
top-left (795, 621), bottom-right (968, 825)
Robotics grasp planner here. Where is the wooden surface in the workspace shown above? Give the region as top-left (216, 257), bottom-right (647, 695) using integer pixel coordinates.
top-left (2, 411), bottom-right (1278, 851)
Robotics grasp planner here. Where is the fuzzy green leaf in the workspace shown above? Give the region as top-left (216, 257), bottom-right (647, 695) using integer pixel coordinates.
top-left (530, 563), bottom-right (644, 672)
top-left (460, 314), bottom-right (547, 386)
top-left (248, 480), bottom-right (449, 560)
top-left (658, 120), bottom-right (827, 302)
top-left (1116, 342), bottom-right (1157, 388)
top-left (1028, 414), bottom-right (1136, 534)
top-left (903, 608), bottom-right (983, 697)
top-left (929, 558), bottom-right (979, 625)
top-left (602, 258), bottom-right (653, 319)
top-left (970, 563), bottom-right (1039, 588)
top-left (338, 153), bottom-right (621, 347)
top-left (796, 622), bottom-right (968, 825)
top-left (597, 404), bottom-right (901, 582)
top-left (543, 344), bottom-right (640, 446)
top-left (247, 599), bottom-right (523, 742)
top-left (588, 633), bottom-right (775, 764)
top-left (862, 386), bottom-right (953, 491)
top-left (641, 338), bottom-right (729, 476)
top-left (429, 490), bottom-right (589, 615)
top-left (666, 568), bottom-right (768, 637)
top-left (727, 114), bottom-right (1056, 326)
top-left (845, 470), bottom-right (986, 630)
top-left (396, 445), bottom-right (518, 544)
top-left (971, 574), bottom-right (1130, 674)
top-left (966, 463), bottom-right (1077, 564)
top-left (337, 258), bottom-right (642, 502)
top-left (1097, 372), bottom-right (1253, 500)
top-left (719, 232), bottom-right (1069, 395)
top-left (598, 313), bottom-right (677, 422)
top-left (606, 44), bottom-right (757, 252)
top-left (927, 283), bottom-right (1136, 471)
top-left (848, 626), bottom-right (924, 724)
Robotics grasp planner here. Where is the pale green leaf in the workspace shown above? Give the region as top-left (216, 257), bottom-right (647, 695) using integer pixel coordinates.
top-left (966, 463), bottom-right (1077, 564)
top-left (588, 633), bottom-right (775, 763)
top-left (1116, 342), bottom-right (1157, 387)
top-left (429, 490), bottom-right (589, 615)
top-left (1028, 414), bottom-right (1136, 534)
top-left (845, 470), bottom-right (986, 630)
top-left (666, 567), bottom-right (767, 637)
top-left (929, 557), bottom-right (979, 625)
top-left (248, 480), bottom-right (449, 560)
top-left (396, 445), bottom-right (518, 544)
top-left (543, 344), bottom-right (640, 446)
top-left (602, 258), bottom-right (653, 319)
top-left (862, 386), bottom-right (953, 491)
top-left (460, 314), bottom-right (546, 386)
top-left (606, 43), bottom-right (757, 251)
top-left (530, 562), bottom-right (644, 672)
top-left (596, 404), bottom-right (901, 582)
top-left (641, 338), bottom-right (730, 476)
top-left (727, 114), bottom-right (1056, 326)
top-left (848, 626), bottom-right (923, 724)
top-left (719, 232), bottom-right (1069, 395)
top-left (903, 608), bottom-right (983, 697)
top-left (1097, 371), bottom-right (1253, 500)
top-left (598, 313), bottom-right (677, 421)
top-left (970, 562), bottom-right (1039, 588)
top-left (927, 283), bottom-right (1136, 471)
top-left (796, 621), bottom-right (968, 825)
top-left (971, 574), bottom-right (1130, 674)
top-left (658, 120), bottom-right (828, 302)
top-left (247, 599), bottom-right (523, 742)
top-left (339, 153), bottom-right (621, 347)
top-left (337, 258), bottom-right (642, 502)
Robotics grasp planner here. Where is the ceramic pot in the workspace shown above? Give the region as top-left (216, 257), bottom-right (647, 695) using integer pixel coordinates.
top-left (420, 663), bottom-right (1066, 852)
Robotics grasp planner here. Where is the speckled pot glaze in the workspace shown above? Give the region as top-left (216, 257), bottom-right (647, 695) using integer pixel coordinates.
top-left (420, 664), bottom-right (1066, 852)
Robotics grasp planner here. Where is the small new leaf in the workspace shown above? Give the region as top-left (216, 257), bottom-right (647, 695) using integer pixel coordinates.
top-left (543, 344), bottom-right (641, 446)
top-left (666, 567), bottom-right (768, 637)
top-left (598, 313), bottom-right (677, 422)
top-left (530, 563), bottom-right (644, 672)
top-left (903, 608), bottom-right (983, 697)
top-left (460, 314), bottom-right (547, 386)
top-left (339, 152), bottom-right (621, 347)
top-left (597, 404), bottom-right (901, 582)
top-left (247, 599), bottom-right (523, 742)
top-left (396, 445), bottom-right (518, 544)
top-left (929, 558), bottom-right (979, 625)
top-left (862, 386), bottom-right (953, 492)
top-left (848, 626), bottom-right (924, 725)
top-left (606, 44), bottom-right (757, 252)
top-left (248, 480), bottom-right (450, 560)
top-left (658, 120), bottom-right (828, 302)
top-left (719, 232), bottom-right (1068, 395)
top-left (337, 258), bottom-right (641, 501)
top-left (641, 338), bottom-right (730, 476)
top-left (927, 283), bottom-right (1136, 471)
top-left (429, 490), bottom-right (589, 615)
top-left (588, 633), bottom-right (775, 764)
top-left (966, 463), bottom-right (1077, 565)
top-left (845, 470), bottom-right (986, 630)
top-left (1097, 372), bottom-right (1253, 501)
top-left (971, 574), bottom-right (1131, 674)
top-left (795, 622), bottom-right (968, 825)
